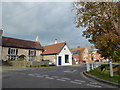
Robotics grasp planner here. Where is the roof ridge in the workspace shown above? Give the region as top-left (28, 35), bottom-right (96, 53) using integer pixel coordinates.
top-left (2, 36), bottom-right (37, 43)
top-left (43, 42), bottom-right (66, 47)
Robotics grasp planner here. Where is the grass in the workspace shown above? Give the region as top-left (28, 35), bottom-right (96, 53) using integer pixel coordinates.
top-left (87, 65), bottom-right (120, 84)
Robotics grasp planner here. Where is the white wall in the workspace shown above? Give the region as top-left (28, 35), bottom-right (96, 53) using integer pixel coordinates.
top-left (56, 45), bottom-right (72, 66)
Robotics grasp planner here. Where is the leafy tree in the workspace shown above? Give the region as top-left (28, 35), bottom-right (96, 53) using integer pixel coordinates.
top-left (73, 2), bottom-right (120, 61)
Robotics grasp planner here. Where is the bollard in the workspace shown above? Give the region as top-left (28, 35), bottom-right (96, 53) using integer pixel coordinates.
top-left (86, 62), bottom-right (90, 72)
top-left (91, 63), bottom-right (94, 70)
top-left (110, 62), bottom-right (113, 77)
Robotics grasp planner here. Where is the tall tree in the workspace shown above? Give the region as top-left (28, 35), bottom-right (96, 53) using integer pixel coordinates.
top-left (73, 2), bottom-right (120, 61)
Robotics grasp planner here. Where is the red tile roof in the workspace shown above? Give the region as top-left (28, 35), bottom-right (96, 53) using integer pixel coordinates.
top-left (71, 48), bottom-right (85, 52)
top-left (42, 42), bottom-right (66, 55)
top-left (2, 36), bottom-right (43, 50)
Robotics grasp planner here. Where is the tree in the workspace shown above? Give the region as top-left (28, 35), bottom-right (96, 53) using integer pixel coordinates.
top-left (73, 2), bottom-right (120, 61)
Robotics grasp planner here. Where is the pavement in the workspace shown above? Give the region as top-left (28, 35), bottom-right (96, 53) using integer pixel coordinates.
top-left (2, 64), bottom-right (115, 88)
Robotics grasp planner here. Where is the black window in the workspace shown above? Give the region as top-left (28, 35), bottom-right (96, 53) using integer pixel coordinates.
top-left (8, 48), bottom-right (18, 55)
top-left (65, 55), bottom-right (69, 63)
top-left (29, 50), bottom-right (36, 56)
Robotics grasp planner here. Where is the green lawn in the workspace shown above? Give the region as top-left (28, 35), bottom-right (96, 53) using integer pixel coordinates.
top-left (87, 65), bottom-right (120, 84)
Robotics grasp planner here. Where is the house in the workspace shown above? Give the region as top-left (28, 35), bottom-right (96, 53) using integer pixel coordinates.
top-left (1, 36), bottom-right (44, 61)
top-left (91, 51), bottom-right (105, 62)
top-left (71, 48), bottom-right (89, 64)
top-left (41, 40), bottom-right (72, 66)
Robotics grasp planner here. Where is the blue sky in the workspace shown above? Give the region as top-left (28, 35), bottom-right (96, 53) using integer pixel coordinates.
top-left (2, 2), bottom-right (91, 48)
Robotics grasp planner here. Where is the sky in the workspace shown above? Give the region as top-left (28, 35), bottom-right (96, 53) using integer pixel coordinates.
top-left (2, 2), bottom-right (92, 48)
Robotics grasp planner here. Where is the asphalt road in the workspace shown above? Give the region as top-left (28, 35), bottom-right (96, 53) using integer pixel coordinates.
top-left (2, 64), bottom-right (112, 88)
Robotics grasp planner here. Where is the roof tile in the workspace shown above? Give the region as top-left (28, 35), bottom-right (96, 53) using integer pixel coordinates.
top-left (2, 36), bottom-right (43, 50)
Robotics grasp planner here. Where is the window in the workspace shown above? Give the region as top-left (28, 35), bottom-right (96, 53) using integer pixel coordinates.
top-left (29, 50), bottom-right (36, 56)
top-left (8, 48), bottom-right (18, 55)
top-left (72, 50), bottom-right (80, 55)
top-left (65, 55), bottom-right (69, 63)
top-left (8, 56), bottom-right (17, 60)
top-left (29, 50), bottom-right (36, 61)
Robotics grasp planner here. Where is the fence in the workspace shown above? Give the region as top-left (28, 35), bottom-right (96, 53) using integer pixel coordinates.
top-left (86, 62), bottom-right (120, 77)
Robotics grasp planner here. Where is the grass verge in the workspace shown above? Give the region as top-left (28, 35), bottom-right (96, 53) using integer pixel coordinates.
top-left (87, 66), bottom-right (120, 84)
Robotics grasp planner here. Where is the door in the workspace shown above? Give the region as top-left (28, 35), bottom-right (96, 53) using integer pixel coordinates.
top-left (58, 56), bottom-right (62, 65)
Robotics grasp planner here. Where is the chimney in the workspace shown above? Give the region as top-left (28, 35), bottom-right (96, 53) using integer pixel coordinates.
top-left (54, 39), bottom-right (58, 44)
top-left (35, 35), bottom-right (40, 43)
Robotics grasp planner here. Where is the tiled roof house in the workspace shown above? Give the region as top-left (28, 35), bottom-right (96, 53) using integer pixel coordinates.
top-left (1, 36), bottom-right (43, 61)
top-left (42, 42), bottom-right (72, 66)
top-left (71, 48), bottom-right (89, 64)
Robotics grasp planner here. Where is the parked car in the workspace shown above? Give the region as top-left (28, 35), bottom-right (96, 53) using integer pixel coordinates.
top-left (49, 62), bottom-right (55, 66)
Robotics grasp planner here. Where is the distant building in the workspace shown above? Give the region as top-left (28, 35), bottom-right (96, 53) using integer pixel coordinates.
top-left (71, 48), bottom-right (90, 64)
top-left (91, 51), bottom-right (105, 62)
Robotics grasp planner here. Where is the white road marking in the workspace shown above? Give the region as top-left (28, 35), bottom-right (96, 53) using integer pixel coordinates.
top-left (63, 70), bottom-right (77, 73)
top-left (89, 82), bottom-right (98, 84)
top-left (42, 75), bottom-right (49, 76)
top-left (28, 74), bottom-right (35, 76)
top-left (45, 77), bottom-right (54, 79)
top-left (70, 81), bottom-right (82, 84)
top-left (57, 79), bottom-right (66, 81)
top-left (87, 84), bottom-right (101, 88)
top-left (61, 77), bottom-right (71, 80)
top-left (74, 80), bottom-right (85, 82)
top-left (63, 71), bottom-right (71, 72)
top-left (52, 76), bottom-right (59, 78)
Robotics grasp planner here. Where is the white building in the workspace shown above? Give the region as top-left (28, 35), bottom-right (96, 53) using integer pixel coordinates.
top-left (42, 41), bottom-right (72, 66)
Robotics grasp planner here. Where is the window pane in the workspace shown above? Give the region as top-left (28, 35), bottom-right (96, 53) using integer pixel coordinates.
top-left (65, 55), bottom-right (69, 63)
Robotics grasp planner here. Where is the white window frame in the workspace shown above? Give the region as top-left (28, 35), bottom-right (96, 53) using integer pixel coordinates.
top-left (29, 50), bottom-right (36, 56)
top-left (9, 48), bottom-right (17, 55)
top-left (8, 56), bottom-right (17, 60)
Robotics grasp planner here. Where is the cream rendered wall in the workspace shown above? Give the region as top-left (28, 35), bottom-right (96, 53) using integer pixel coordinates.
top-left (83, 48), bottom-right (89, 62)
top-left (57, 45), bottom-right (72, 66)
top-left (1, 47), bottom-right (8, 61)
top-left (2, 47), bottom-right (43, 61)
top-left (42, 55), bottom-right (57, 64)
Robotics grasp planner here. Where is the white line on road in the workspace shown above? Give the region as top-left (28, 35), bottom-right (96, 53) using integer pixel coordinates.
top-left (61, 77), bottom-right (71, 80)
top-left (70, 81), bottom-right (82, 84)
top-left (57, 79), bottom-right (66, 81)
top-left (42, 75), bottom-right (49, 77)
top-left (52, 76), bottom-right (59, 78)
top-left (36, 76), bottom-right (44, 78)
top-left (28, 74), bottom-right (35, 76)
top-left (87, 84), bottom-right (101, 88)
top-left (89, 82), bottom-right (98, 84)
top-left (45, 77), bottom-right (54, 79)
top-left (74, 80), bottom-right (85, 83)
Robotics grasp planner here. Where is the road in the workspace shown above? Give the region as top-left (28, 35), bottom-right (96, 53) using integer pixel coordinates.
top-left (2, 64), bottom-right (111, 88)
